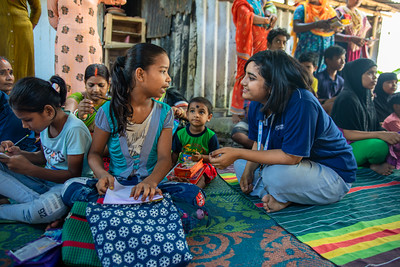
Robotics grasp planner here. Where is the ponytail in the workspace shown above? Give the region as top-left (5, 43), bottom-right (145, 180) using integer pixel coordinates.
top-left (110, 56), bottom-right (133, 135)
top-left (9, 76), bottom-right (67, 113)
top-left (49, 75), bottom-right (67, 107)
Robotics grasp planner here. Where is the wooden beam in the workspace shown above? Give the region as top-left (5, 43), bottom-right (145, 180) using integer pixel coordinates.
top-left (330, 1), bottom-right (392, 17)
top-left (273, 2), bottom-right (296, 11)
top-left (273, 1), bottom-right (391, 17)
top-left (369, 15), bottom-right (380, 55)
top-left (216, 0), bottom-right (393, 17)
top-left (332, 0), bottom-right (399, 12)
top-left (361, 0), bottom-right (398, 12)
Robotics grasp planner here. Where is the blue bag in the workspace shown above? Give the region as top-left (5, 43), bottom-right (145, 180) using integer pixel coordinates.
top-left (86, 193), bottom-right (193, 267)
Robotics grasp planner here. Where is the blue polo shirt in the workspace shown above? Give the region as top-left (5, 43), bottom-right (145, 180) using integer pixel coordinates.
top-left (248, 89), bottom-right (356, 183)
top-left (315, 69), bottom-right (344, 99)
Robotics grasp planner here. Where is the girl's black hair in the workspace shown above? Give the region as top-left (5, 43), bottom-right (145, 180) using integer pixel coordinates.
top-left (84, 63), bottom-right (110, 83)
top-left (110, 43), bottom-right (168, 134)
top-left (9, 76), bottom-right (67, 113)
top-left (245, 50), bottom-right (313, 116)
top-left (389, 92), bottom-right (400, 106)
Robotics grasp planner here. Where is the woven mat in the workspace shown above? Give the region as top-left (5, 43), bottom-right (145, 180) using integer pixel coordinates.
top-left (187, 170), bottom-right (332, 266)
top-left (218, 167), bottom-right (400, 266)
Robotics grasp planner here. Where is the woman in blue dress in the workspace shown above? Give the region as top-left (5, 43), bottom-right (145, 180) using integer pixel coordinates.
top-left (292, 0), bottom-right (337, 71)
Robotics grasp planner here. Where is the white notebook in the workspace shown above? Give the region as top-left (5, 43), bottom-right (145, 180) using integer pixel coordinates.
top-left (103, 179), bottom-right (163, 204)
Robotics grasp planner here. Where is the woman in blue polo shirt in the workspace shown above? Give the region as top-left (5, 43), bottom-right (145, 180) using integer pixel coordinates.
top-left (210, 50), bottom-right (357, 212)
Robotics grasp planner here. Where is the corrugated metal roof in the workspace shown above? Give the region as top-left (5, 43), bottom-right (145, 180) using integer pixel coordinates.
top-left (160, 0), bottom-right (193, 15)
top-left (142, 0), bottom-right (172, 38)
top-left (142, 0), bottom-right (193, 38)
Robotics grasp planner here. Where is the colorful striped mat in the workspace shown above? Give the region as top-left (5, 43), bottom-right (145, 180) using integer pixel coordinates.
top-left (219, 169), bottom-right (400, 266)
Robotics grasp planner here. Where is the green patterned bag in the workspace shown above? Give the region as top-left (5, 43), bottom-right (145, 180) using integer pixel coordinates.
top-left (61, 201), bottom-right (101, 267)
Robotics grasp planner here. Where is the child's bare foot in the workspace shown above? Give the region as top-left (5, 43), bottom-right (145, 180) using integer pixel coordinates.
top-left (261, 194), bottom-right (291, 213)
top-left (370, 163), bottom-right (395, 176)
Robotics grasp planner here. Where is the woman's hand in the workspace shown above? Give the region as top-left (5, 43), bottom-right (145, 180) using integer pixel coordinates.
top-left (172, 106), bottom-right (186, 119)
top-left (96, 175), bottom-right (115, 195)
top-left (240, 169), bottom-right (254, 194)
top-left (0, 141), bottom-right (22, 156)
top-left (378, 132), bottom-right (400, 145)
top-left (130, 180), bottom-right (162, 201)
top-left (77, 99), bottom-right (94, 120)
top-left (314, 20), bottom-right (332, 31)
top-left (209, 147), bottom-right (239, 169)
top-left (333, 26), bottom-right (345, 33)
top-left (269, 14), bottom-right (277, 29)
top-left (350, 36), bottom-right (366, 47)
top-left (262, 13), bottom-right (277, 30)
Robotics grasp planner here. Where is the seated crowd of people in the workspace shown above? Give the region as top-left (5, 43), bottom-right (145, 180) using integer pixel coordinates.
top-left (0, 42), bottom-right (398, 221)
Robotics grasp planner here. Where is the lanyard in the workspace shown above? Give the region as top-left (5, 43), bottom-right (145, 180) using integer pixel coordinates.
top-left (253, 114), bottom-right (274, 189)
top-left (257, 114), bottom-right (274, 151)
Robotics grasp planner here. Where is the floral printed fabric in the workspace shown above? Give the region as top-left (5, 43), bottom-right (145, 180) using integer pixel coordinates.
top-left (47, 0), bottom-right (103, 94)
top-left (86, 193), bottom-right (193, 267)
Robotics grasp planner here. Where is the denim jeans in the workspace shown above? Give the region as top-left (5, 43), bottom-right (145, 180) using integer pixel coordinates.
top-left (234, 159), bottom-right (351, 205)
top-left (0, 163), bottom-right (68, 223)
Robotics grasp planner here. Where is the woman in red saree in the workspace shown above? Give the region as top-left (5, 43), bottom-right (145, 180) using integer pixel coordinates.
top-left (231, 0), bottom-right (276, 121)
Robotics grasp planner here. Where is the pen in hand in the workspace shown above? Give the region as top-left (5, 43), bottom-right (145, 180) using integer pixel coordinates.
top-left (5, 134), bottom-right (30, 153)
top-left (14, 134), bottom-right (30, 146)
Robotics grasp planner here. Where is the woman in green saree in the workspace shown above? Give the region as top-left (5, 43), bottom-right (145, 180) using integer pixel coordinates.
top-left (65, 64), bottom-right (110, 133)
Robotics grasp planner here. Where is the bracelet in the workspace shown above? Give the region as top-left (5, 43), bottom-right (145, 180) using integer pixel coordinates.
top-left (80, 113), bottom-right (89, 121)
top-left (75, 110), bottom-right (89, 121)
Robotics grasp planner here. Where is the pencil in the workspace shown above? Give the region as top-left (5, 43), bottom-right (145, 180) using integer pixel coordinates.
top-left (97, 96), bottom-right (111, 101)
top-left (5, 134), bottom-right (30, 153)
top-left (13, 134), bottom-right (30, 146)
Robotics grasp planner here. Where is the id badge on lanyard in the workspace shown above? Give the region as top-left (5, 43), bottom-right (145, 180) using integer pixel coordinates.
top-left (257, 114), bottom-right (274, 152)
top-left (254, 114), bottom-right (274, 189)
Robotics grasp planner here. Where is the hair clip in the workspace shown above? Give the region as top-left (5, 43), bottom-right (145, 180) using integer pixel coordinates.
top-left (51, 83), bottom-right (59, 92)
